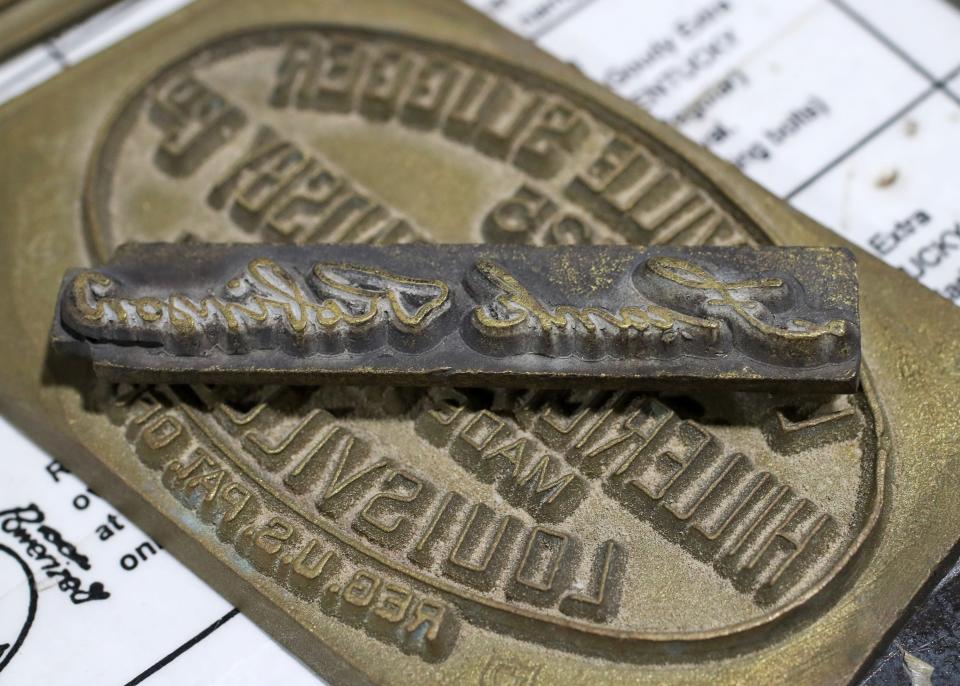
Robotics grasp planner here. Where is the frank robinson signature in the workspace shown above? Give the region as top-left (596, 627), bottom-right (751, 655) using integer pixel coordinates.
top-left (62, 254), bottom-right (851, 360)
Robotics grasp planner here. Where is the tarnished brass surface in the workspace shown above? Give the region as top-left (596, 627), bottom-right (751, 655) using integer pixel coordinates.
top-left (0, 1), bottom-right (959, 684)
top-left (0, 0), bottom-right (113, 60)
top-left (52, 243), bottom-right (860, 391)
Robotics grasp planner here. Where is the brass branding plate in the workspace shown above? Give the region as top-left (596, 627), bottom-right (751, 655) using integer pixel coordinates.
top-left (57, 14), bottom-right (885, 673)
top-left (52, 243), bottom-right (860, 390)
top-left (1, 1), bottom-right (959, 684)
top-left (0, 0), bottom-right (113, 60)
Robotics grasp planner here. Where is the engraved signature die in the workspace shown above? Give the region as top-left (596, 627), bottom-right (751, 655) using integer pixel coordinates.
top-left (53, 244), bottom-right (859, 391)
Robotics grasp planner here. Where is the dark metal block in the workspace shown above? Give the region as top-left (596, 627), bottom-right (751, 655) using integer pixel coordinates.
top-left (51, 243), bottom-right (860, 391)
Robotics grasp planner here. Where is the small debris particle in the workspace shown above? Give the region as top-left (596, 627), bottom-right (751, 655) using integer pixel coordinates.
top-left (903, 119), bottom-right (919, 137)
top-left (874, 168), bottom-right (899, 188)
top-left (901, 648), bottom-right (934, 686)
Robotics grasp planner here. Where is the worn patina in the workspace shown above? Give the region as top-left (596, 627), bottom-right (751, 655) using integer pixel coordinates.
top-left (52, 243), bottom-right (860, 391)
top-left (0, 0), bottom-right (114, 60)
top-left (0, 1), bottom-right (958, 685)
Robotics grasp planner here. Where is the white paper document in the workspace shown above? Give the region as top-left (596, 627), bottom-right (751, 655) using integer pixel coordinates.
top-left (2, 0), bottom-right (960, 684)
top-left (469, 0), bottom-right (960, 305)
top-left (0, 418), bottom-right (317, 685)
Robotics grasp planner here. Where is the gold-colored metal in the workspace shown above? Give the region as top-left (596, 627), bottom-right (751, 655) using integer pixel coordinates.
top-left (51, 243), bottom-right (861, 391)
top-left (0, 0), bottom-right (113, 60)
top-left (0, 1), bottom-right (958, 684)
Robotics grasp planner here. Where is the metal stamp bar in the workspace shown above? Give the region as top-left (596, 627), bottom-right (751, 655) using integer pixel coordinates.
top-left (50, 243), bottom-right (860, 391)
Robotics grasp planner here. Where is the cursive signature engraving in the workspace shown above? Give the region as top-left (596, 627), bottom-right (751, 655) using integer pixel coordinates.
top-left (60, 250), bottom-right (855, 370)
top-left (645, 257), bottom-right (848, 340)
top-left (471, 257), bottom-right (848, 343)
top-left (472, 259), bottom-right (719, 337)
top-left (68, 259), bottom-right (450, 341)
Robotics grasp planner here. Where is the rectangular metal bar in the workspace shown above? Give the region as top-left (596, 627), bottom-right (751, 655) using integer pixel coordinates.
top-left (50, 243), bottom-right (860, 391)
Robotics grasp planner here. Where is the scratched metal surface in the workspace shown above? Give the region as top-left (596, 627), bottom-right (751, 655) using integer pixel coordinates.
top-left (1, 1), bottom-right (959, 684)
top-left (51, 243), bottom-right (861, 391)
